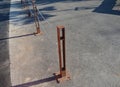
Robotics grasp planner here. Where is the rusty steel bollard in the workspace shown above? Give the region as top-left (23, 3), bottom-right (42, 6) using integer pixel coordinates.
top-left (31, 0), bottom-right (42, 35)
top-left (54, 26), bottom-right (70, 83)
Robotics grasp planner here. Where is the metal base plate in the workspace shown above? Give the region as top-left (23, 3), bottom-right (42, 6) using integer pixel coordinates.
top-left (33, 32), bottom-right (43, 36)
top-left (54, 71), bottom-right (71, 83)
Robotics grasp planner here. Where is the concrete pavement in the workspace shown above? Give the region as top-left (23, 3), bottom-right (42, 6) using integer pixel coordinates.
top-left (9, 0), bottom-right (120, 87)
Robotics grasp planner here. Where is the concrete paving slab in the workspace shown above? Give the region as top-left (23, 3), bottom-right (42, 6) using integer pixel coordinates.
top-left (9, 0), bottom-right (120, 87)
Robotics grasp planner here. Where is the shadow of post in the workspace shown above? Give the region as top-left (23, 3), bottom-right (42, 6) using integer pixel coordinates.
top-left (93, 0), bottom-right (120, 15)
top-left (0, 33), bottom-right (35, 41)
top-left (12, 76), bottom-right (56, 87)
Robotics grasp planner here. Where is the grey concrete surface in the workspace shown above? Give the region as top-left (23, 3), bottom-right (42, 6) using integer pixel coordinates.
top-left (9, 0), bottom-right (120, 87)
top-left (0, 0), bottom-right (11, 87)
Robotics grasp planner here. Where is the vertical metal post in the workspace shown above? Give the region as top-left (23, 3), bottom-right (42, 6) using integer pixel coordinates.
top-left (62, 28), bottom-right (66, 76)
top-left (31, 0), bottom-right (41, 35)
top-left (57, 27), bottom-right (62, 76)
top-left (21, 0), bottom-right (23, 4)
top-left (21, 0), bottom-right (30, 17)
top-left (54, 26), bottom-right (70, 83)
top-left (21, 0), bottom-right (41, 35)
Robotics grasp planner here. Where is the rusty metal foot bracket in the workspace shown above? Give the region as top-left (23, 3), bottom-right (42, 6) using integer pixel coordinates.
top-left (54, 26), bottom-right (70, 83)
top-left (33, 27), bottom-right (42, 36)
top-left (54, 71), bottom-right (70, 83)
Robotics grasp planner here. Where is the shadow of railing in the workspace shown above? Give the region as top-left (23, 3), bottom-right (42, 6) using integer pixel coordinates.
top-left (36, 0), bottom-right (83, 5)
top-left (0, 0), bottom-right (10, 22)
top-left (10, 1), bottom-right (56, 25)
top-left (12, 76), bottom-right (56, 87)
top-left (39, 5), bottom-right (96, 14)
top-left (93, 0), bottom-right (120, 15)
top-left (0, 33), bottom-right (34, 41)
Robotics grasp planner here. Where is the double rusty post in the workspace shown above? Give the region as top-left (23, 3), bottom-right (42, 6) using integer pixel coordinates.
top-left (31, 0), bottom-right (41, 35)
top-left (54, 26), bottom-right (70, 83)
top-left (21, 0), bottom-right (41, 35)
